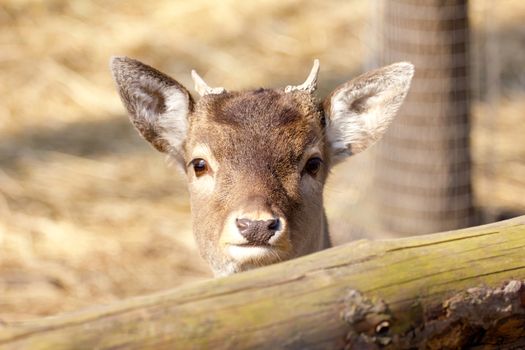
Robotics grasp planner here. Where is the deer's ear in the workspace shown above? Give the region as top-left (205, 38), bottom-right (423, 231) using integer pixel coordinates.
top-left (110, 56), bottom-right (192, 159)
top-left (323, 62), bottom-right (414, 164)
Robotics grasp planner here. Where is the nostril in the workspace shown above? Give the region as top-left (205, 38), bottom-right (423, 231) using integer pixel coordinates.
top-left (266, 218), bottom-right (280, 231)
top-left (236, 218), bottom-right (252, 233)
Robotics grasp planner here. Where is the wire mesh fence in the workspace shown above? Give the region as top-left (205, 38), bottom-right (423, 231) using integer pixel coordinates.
top-left (374, 0), bottom-right (474, 235)
top-left (328, 0), bottom-right (524, 240)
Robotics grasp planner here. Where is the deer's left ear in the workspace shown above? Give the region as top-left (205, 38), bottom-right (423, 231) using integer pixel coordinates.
top-left (323, 62), bottom-right (414, 164)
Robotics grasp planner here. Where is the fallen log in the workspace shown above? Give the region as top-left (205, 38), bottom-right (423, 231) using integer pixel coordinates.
top-left (1, 217), bottom-right (525, 349)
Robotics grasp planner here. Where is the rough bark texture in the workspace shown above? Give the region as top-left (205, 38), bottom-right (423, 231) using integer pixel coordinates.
top-left (0, 216), bottom-right (524, 349)
top-left (375, 0), bottom-right (474, 235)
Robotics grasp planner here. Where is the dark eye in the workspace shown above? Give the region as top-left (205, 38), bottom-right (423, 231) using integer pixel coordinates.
top-left (304, 157), bottom-right (323, 176)
top-left (190, 158), bottom-right (209, 177)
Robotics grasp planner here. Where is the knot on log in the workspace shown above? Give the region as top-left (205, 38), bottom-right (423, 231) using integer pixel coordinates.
top-left (341, 289), bottom-right (392, 350)
top-left (404, 280), bottom-right (525, 349)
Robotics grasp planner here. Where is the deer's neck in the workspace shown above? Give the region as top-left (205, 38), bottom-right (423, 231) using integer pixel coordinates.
top-left (321, 210), bottom-right (332, 249)
top-left (299, 210), bottom-right (332, 256)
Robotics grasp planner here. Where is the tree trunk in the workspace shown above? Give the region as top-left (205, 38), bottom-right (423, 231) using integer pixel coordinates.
top-left (375, 0), bottom-right (474, 235)
top-left (1, 216), bottom-right (524, 350)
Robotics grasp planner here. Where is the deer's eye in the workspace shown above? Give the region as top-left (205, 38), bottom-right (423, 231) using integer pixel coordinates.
top-left (304, 157), bottom-right (323, 177)
top-left (191, 158), bottom-right (209, 177)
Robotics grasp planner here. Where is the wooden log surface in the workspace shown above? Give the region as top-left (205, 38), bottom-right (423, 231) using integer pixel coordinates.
top-left (1, 216), bottom-right (525, 349)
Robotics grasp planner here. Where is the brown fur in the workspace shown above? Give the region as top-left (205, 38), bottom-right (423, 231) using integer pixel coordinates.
top-left (184, 89), bottom-right (330, 273)
top-left (110, 57), bottom-right (413, 276)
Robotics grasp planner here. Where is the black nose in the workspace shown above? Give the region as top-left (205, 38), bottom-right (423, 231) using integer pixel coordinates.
top-left (236, 218), bottom-right (280, 244)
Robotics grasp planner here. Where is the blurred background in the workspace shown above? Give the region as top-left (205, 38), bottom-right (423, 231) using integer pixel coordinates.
top-left (0, 0), bottom-right (523, 322)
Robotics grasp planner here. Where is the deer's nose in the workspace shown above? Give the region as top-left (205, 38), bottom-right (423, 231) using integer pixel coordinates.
top-left (235, 218), bottom-right (280, 245)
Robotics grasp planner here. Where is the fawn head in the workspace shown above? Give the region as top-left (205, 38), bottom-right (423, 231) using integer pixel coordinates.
top-left (111, 57), bottom-right (413, 276)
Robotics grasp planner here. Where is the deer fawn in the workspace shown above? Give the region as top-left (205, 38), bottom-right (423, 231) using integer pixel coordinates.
top-left (111, 57), bottom-right (413, 276)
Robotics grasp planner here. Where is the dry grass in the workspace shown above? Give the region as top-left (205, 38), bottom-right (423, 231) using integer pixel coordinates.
top-left (0, 0), bottom-right (524, 322)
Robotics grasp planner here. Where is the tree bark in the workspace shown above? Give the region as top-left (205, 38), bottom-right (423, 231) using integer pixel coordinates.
top-left (375, 0), bottom-right (474, 235)
top-left (1, 217), bottom-right (524, 349)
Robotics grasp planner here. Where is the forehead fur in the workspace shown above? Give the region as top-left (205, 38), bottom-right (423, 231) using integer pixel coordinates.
top-left (190, 88), bottom-right (324, 137)
top-left (185, 89), bottom-right (325, 162)
top-left (204, 89), bottom-right (318, 126)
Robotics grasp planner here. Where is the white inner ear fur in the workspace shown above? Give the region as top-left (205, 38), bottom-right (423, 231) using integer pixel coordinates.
top-left (158, 86), bottom-right (191, 155)
top-left (326, 62), bottom-right (414, 165)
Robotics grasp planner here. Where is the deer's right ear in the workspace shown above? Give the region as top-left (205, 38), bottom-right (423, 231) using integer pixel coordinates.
top-left (323, 62), bottom-right (414, 165)
top-left (110, 56), bottom-right (192, 159)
